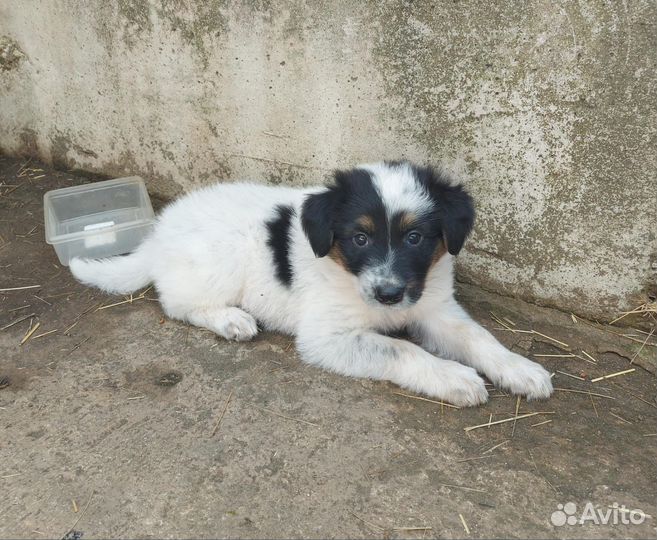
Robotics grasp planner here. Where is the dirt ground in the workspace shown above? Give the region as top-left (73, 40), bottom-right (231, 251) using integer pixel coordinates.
top-left (1, 156), bottom-right (655, 540)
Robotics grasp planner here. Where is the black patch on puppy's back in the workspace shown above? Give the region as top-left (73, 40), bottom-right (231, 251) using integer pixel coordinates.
top-left (266, 205), bottom-right (296, 286)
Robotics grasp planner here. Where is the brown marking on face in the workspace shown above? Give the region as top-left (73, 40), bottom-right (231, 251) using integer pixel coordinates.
top-left (431, 239), bottom-right (448, 266)
top-left (328, 243), bottom-right (349, 270)
top-left (355, 215), bottom-right (375, 233)
top-left (398, 212), bottom-right (418, 231)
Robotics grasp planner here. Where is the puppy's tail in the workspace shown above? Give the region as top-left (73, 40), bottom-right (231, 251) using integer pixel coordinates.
top-left (70, 244), bottom-right (153, 295)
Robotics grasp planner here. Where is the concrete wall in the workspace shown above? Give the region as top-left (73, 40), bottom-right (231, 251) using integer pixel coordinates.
top-left (1, 0), bottom-right (655, 320)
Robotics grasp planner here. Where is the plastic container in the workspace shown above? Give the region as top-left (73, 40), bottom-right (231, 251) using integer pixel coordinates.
top-left (44, 176), bottom-right (155, 266)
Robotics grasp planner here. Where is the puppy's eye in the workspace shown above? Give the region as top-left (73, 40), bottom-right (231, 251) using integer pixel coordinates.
top-left (406, 231), bottom-right (422, 246)
top-left (353, 233), bottom-right (369, 247)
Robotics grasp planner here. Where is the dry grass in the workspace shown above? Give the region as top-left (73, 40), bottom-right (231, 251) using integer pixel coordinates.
top-left (591, 368), bottom-right (635, 383)
top-left (609, 301), bottom-right (657, 325)
top-left (464, 412), bottom-right (555, 432)
top-left (554, 387), bottom-right (615, 399)
top-left (459, 514), bottom-right (470, 535)
top-left (393, 391), bottom-right (460, 409)
top-left (1, 312), bottom-right (35, 331)
top-left (210, 390), bottom-right (234, 437)
top-left (0, 284), bottom-right (41, 292)
top-left (490, 312), bottom-right (570, 348)
top-left (20, 321), bottom-right (40, 345)
top-left (95, 286), bottom-right (153, 311)
top-left (59, 491), bottom-right (94, 540)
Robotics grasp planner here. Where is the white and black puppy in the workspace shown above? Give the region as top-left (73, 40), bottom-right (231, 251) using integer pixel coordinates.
top-left (71, 161), bottom-right (553, 407)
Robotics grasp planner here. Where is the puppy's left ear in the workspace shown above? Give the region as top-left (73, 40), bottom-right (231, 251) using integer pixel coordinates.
top-left (439, 183), bottom-right (475, 255)
top-left (301, 188), bottom-right (338, 257)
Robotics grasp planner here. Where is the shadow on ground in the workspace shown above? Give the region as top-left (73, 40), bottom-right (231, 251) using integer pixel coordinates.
top-left (1, 157), bottom-right (655, 539)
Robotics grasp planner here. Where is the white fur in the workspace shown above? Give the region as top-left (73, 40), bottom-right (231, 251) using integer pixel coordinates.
top-left (363, 161), bottom-right (433, 218)
top-left (70, 166), bottom-right (553, 407)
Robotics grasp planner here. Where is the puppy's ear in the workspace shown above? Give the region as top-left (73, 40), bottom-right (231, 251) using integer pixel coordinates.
top-left (413, 166), bottom-right (475, 255)
top-left (439, 184), bottom-right (475, 255)
top-left (301, 188), bottom-right (338, 257)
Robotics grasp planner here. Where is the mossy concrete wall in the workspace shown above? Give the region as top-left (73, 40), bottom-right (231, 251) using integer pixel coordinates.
top-left (1, 1), bottom-right (655, 319)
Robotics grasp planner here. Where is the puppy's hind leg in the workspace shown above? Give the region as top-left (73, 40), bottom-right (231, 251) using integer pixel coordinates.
top-left (184, 306), bottom-right (259, 342)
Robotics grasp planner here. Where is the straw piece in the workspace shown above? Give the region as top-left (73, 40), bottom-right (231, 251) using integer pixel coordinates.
top-left (96, 288), bottom-right (153, 311)
top-left (528, 448), bottom-right (561, 495)
top-left (531, 330), bottom-right (569, 348)
top-left (392, 391), bottom-right (460, 409)
top-left (490, 312), bottom-right (515, 332)
top-left (96, 298), bottom-right (137, 311)
top-left (591, 369), bottom-right (635, 383)
top-left (441, 483), bottom-right (487, 493)
top-left (8, 305), bottom-right (31, 312)
top-left (348, 511), bottom-right (384, 532)
top-left (609, 382), bottom-right (657, 409)
top-left (464, 412), bottom-right (554, 432)
top-left (253, 406), bottom-right (319, 426)
top-left (554, 387), bottom-right (615, 399)
top-left (456, 456), bottom-right (493, 463)
top-left (630, 327), bottom-right (654, 364)
top-left (511, 396), bottom-right (521, 438)
top-left (482, 440), bottom-right (509, 454)
top-left (609, 412), bottom-right (632, 425)
top-left (459, 514), bottom-right (470, 535)
top-left (59, 491), bottom-right (94, 540)
top-left (1, 312), bottom-right (36, 331)
top-left (211, 390), bottom-right (233, 437)
top-left (530, 419), bottom-right (553, 427)
top-left (609, 302), bottom-right (657, 325)
top-left (32, 294), bottom-right (51, 306)
top-left (63, 321), bottom-right (79, 335)
top-left (533, 354), bottom-right (576, 358)
top-left (556, 370), bottom-right (586, 381)
top-left (581, 350), bottom-right (599, 363)
top-left (31, 328), bottom-right (58, 340)
top-left (588, 392), bottom-right (599, 418)
top-left (20, 322), bottom-right (40, 345)
top-left (621, 335), bottom-right (657, 347)
top-left (490, 314), bottom-right (569, 348)
top-left (0, 285), bottom-right (41, 292)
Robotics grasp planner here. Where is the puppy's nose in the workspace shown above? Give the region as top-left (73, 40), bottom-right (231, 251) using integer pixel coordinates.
top-left (374, 285), bottom-right (405, 305)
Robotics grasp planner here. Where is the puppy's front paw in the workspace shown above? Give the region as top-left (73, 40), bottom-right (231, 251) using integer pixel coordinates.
top-left (489, 352), bottom-right (553, 400)
top-left (422, 362), bottom-right (489, 407)
top-left (216, 308), bottom-right (258, 342)
top-left (449, 366), bottom-right (490, 407)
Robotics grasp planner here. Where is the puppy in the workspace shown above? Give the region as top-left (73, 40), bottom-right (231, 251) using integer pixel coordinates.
top-left (71, 161), bottom-right (553, 406)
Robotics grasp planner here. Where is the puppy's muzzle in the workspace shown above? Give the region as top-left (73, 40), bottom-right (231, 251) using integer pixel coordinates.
top-left (374, 284), bottom-right (406, 305)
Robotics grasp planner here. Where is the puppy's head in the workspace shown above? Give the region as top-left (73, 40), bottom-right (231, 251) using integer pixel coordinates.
top-left (301, 161), bottom-right (474, 308)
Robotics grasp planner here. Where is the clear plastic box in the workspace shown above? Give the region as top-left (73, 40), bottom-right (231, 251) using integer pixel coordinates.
top-left (44, 176), bottom-right (155, 266)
